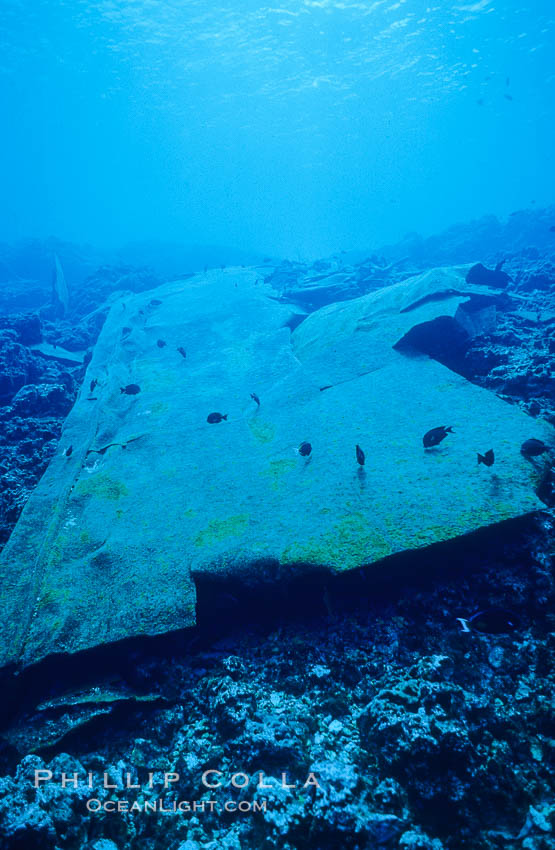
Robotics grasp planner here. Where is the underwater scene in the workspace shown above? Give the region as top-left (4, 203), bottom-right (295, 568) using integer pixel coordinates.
top-left (1, 1), bottom-right (555, 849)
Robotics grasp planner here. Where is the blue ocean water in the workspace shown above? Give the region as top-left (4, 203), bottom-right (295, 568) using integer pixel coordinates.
top-left (1, 0), bottom-right (554, 258)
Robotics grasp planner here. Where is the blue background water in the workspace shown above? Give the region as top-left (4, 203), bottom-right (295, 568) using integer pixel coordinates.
top-left (1, 0), bottom-right (554, 258)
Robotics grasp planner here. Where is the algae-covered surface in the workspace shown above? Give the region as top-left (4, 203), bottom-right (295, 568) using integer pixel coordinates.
top-left (0, 266), bottom-right (552, 669)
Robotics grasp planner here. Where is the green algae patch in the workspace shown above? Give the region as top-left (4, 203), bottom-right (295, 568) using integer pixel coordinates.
top-left (282, 511), bottom-right (393, 572)
top-left (150, 401), bottom-right (168, 414)
top-left (195, 514), bottom-right (250, 548)
top-left (37, 585), bottom-right (71, 609)
top-left (75, 474), bottom-right (128, 501)
top-left (248, 418), bottom-right (276, 444)
top-left (261, 458), bottom-right (297, 490)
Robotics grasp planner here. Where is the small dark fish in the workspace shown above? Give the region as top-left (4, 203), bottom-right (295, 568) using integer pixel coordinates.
top-left (120, 384), bottom-right (141, 395)
top-left (356, 444), bottom-right (365, 466)
top-left (549, 226), bottom-right (555, 233)
top-left (298, 441), bottom-right (312, 457)
top-left (90, 378), bottom-right (98, 393)
top-left (423, 426), bottom-right (453, 448)
top-left (504, 93), bottom-right (513, 101)
top-left (521, 438), bottom-right (549, 458)
top-left (319, 385), bottom-right (333, 392)
top-left (250, 393), bottom-right (260, 406)
top-left (150, 299), bottom-right (162, 306)
top-left (477, 449), bottom-right (495, 467)
top-left (157, 339), bottom-right (167, 348)
top-left (458, 608), bottom-right (517, 635)
top-left (505, 76), bottom-right (510, 87)
top-left (177, 346), bottom-right (187, 359)
top-left (207, 412), bottom-right (228, 423)
top-left (122, 326), bottom-right (131, 337)
top-left (64, 445), bottom-right (73, 457)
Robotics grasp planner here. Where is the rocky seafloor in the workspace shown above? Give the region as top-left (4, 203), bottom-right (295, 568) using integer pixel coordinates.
top-left (0, 212), bottom-right (555, 850)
